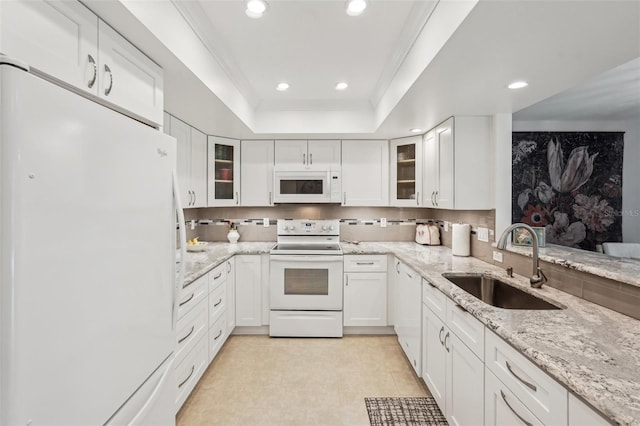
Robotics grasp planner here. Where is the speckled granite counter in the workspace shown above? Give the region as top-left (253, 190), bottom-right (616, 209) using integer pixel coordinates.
top-left (183, 241), bottom-right (640, 425)
top-left (506, 243), bottom-right (640, 289)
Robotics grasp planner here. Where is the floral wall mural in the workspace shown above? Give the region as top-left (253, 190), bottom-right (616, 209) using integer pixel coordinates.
top-left (512, 132), bottom-right (624, 252)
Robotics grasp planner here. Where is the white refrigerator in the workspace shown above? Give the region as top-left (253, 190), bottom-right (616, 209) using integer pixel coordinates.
top-left (1, 59), bottom-right (178, 424)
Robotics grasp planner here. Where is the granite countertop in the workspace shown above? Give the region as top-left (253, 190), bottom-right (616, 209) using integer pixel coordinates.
top-left (182, 241), bottom-right (640, 425)
top-left (505, 243), bottom-right (640, 289)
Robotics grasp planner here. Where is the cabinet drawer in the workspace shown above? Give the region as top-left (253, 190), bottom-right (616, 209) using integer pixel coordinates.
top-left (176, 298), bottom-right (207, 366)
top-left (486, 330), bottom-right (567, 425)
top-left (422, 278), bottom-right (446, 321)
top-left (485, 368), bottom-right (544, 426)
top-left (446, 298), bottom-right (484, 359)
top-left (209, 261), bottom-right (229, 292)
top-left (209, 314), bottom-right (227, 362)
top-left (208, 282), bottom-right (227, 327)
top-left (174, 335), bottom-right (207, 413)
top-left (177, 274), bottom-right (207, 320)
top-left (344, 255), bottom-right (388, 273)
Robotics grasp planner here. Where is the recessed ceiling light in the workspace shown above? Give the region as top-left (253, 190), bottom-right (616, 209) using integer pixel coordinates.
top-left (276, 82), bottom-right (290, 91)
top-left (335, 82), bottom-right (349, 91)
top-left (246, 0), bottom-right (268, 18)
top-left (410, 128), bottom-right (423, 133)
top-left (508, 81), bottom-right (528, 89)
top-left (346, 0), bottom-right (367, 16)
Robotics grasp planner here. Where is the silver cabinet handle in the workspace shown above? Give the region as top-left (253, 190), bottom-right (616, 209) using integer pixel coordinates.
top-left (227, 261), bottom-right (231, 273)
top-left (178, 325), bottom-right (195, 344)
top-left (178, 365), bottom-right (195, 388)
top-left (190, 190), bottom-right (195, 206)
top-left (213, 272), bottom-right (222, 280)
top-left (439, 326), bottom-right (445, 345)
top-left (506, 360), bottom-right (537, 392)
top-left (269, 191), bottom-right (272, 205)
top-left (104, 64), bottom-right (113, 96)
top-left (435, 191), bottom-right (439, 207)
top-left (395, 261), bottom-right (400, 274)
top-left (213, 329), bottom-right (223, 341)
top-left (179, 293), bottom-right (194, 307)
top-left (343, 192), bottom-right (346, 205)
top-left (500, 390), bottom-right (533, 426)
top-left (303, 153), bottom-right (306, 165)
top-left (213, 298), bottom-right (222, 307)
top-left (87, 54), bottom-right (97, 88)
top-left (193, 190), bottom-right (196, 206)
top-left (345, 275), bottom-right (349, 286)
top-left (444, 332), bottom-right (450, 352)
top-left (310, 153), bottom-right (313, 164)
top-left (356, 262), bottom-right (375, 265)
top-left (235, 192), bottom-right (239, 205)
top-left (406, 271), bottom-right (413, 279)
top-left (416, 191), bottom-right (420, 206)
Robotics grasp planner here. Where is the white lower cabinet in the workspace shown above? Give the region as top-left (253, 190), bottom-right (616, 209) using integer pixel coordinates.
top-left (485, 368), bottom-right (543, 426)
top-left (225, 258), bottom-right (236, 337)
top-left (235, 255), bottom-right (262, 327)
top-left (568, 394), bottom-right (609, 426)
top-left (174, 334), bottom-right (208, 412)
top-left (485, 330), bottom-right (567, 426)
top-left (422, 290), bottom-right (484, 426)
top-left (343, 255), bottom-right (388, 327)
top-left (395, 261), bottom-right (422, 375)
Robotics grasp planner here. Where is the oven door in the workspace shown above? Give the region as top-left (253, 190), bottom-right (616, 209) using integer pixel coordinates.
top-left (273, 170), bottom-right (331, 203)
top-left (269, 255), bottom-right (343, 310)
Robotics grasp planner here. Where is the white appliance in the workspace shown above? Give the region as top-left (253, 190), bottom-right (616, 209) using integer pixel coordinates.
top-left (269, 219), bottom-right (343, 337)
top-left (0, 57), bottom-right (178, 425)
top-left (273, 168), bottom-right (341, 203)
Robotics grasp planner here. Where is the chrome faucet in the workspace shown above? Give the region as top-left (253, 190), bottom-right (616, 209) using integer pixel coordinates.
top-left (496, 223), bottom-right (547, 288)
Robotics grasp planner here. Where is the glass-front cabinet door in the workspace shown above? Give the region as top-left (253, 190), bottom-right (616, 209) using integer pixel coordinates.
top-left (208, 136), bottom-right (240, 206)
top-left (390, 136), bottom-right (422, 207)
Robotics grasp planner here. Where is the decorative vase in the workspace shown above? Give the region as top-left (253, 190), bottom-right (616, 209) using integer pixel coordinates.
top-left (227, 229), bottom-right (239, 244)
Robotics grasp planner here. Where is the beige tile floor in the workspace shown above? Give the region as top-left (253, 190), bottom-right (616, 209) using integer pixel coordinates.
top-left (176, 335), bottom-right (430, 426)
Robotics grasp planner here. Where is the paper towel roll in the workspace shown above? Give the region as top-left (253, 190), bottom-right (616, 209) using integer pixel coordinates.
top-left (452, 223), bottom-right (471, 256)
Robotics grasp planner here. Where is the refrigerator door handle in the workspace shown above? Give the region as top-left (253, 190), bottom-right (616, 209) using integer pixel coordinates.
top-left (173, 170), bottom-right (187, 330)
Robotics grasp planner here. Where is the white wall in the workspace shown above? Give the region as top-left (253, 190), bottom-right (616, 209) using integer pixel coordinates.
top-left (512, 119), bottom-right (639, 243)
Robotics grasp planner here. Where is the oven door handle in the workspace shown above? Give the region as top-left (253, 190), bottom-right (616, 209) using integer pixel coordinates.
top-left (270, 255), bottom-right (344, 263)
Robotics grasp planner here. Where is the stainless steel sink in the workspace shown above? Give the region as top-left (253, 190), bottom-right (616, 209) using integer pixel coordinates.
top-left (442, 273), bottom-right (562, 310)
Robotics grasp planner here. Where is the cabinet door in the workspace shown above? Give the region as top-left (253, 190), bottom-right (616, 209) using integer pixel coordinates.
top-left (0, 0), bottom-right (98, 95)
top-left (190, 128), bottom-right (207, 208)
top-left (342, 140), bottom-right (389, 206)
top-left (344, 273), bottom-right (387, 326)
top-left (422, 130), bottom-right (438, 207)
top-left (308, 140), bottom-right (341, 166)
top-left (423, 306), bottom-right (447, 411)
top-left (274, 140), bottom-right (307, 166)
top-left (208, 137), bottom-right (240, 206)
top-left (446, 332), bottom-right (484, 426)
top-left (97, 21), bottom-right (163, 125)
top-left (568, 393), bottom-right (608, 426)
top-left (170, 116), bottom-right (192, 208)
top-left (226, 258), bottom-right (236, 336)
top-left (241, 140), bottom-right (274, 206)
top-left (397, 263), bottom-right (422, 374)
top-left (235, 255), bottom-right (262, 327)
top-left (435, 119), bottom-right (454, 209)
top-left (390, 136), bottom-right (423, 207)
top-left (485, 369), bottom-right (544, 426)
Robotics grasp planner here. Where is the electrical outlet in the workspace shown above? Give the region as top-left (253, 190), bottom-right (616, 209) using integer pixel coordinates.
top-left (380, 218), bottom-right (387, 228)
top-left (444, 221), bottom-right (450, 232)
top-left (190, 220), bottom-right (195, 230)
top-left (493, 251), bottom-right (503, 263)
top-left (263, 217), bottom-right (270, 227)
top-left (477, 227), bottom-right (489, 242)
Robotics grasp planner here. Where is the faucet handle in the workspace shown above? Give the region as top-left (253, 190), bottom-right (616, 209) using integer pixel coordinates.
top-left (530, 267), bottom-right (547, 288)
top-left (506, 266), bottom-right (513, 277)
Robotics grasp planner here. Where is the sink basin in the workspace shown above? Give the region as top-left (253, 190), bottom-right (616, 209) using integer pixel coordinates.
top-left (442, 273), bottom-right (562, 310)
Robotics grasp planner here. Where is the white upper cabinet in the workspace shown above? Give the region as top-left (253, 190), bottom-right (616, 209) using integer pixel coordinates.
top-left (275, 140), bottom-right (341, 167)
top-left (208, 137), bottom-right (240, 207)
top-left (423, 117), bottom-right (493, 210)
top-left (169, 115), bottom-right (206, 208)
top-left (0, 1), bottom-right (164, 126)
top-left (390, 136), bottom-right (423, 207)
top-left (1, 0), bottom-right (98, 94)
top-left (97, 21), bottom-right (164, 125)
top-left (241, 140), bottom-right (274, 206)
top-left (342, 140), bottom-right (389, 206)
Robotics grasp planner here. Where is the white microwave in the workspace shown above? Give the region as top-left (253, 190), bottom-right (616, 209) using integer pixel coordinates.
top-left (273, 168), bottom-right (341, 203)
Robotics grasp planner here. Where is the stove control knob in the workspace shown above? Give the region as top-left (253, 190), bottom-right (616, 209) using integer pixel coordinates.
top-left (288, 225), bottom-right (295, 231)
top-left (329, 226), bottom-right (335, 231)
top-left (321, 226), bottom-right (328, 231)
